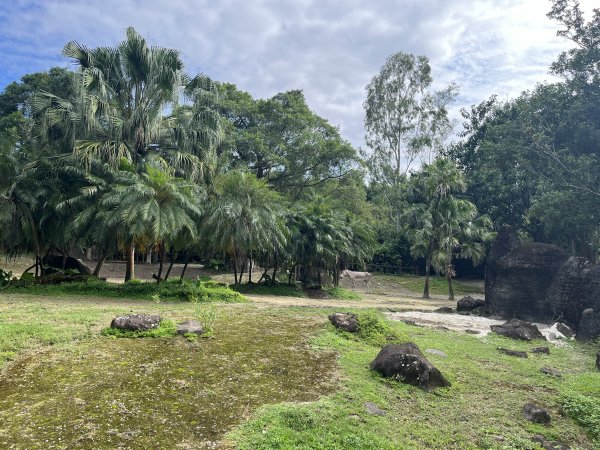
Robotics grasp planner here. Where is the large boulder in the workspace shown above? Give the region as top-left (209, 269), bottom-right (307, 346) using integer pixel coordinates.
top-left (370, 343), bottom-right (450, 391)
top-left (456, 295), bottom-right (485, 312)
top-left (329, 313), bottom-right (359, 332)
top-left (486, 243), bottom-right (568, 322)
top-left (548, 256), bottom-right (593, 328)
top-left (111, 314), bottom-right (161, 331)
top-left (485, 226), bottom-right (521, 308)
top-left (41, 254), bottom-right (92, 276)
top-left (490, 319), bottom-right (545, 341)
top-left (176, 320), bottom-right (204, 336)
top-left (576, 308), bottom-right (600, 342)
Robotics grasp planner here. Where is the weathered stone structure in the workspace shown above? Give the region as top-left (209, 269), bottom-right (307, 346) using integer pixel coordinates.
top-left (485, 230), bottom-right (600, 341)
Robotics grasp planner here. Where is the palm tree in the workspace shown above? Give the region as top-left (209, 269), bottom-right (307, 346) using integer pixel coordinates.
top-left (405, 158), bottom-right (493, 299)
top-left (203, 171), bottom-right (287, 284)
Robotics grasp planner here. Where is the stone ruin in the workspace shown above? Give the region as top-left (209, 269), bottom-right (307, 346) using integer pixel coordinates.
top-left (485, 227), bottom-right (600, 341)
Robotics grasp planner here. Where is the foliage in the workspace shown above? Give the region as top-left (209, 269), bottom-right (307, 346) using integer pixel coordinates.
top-left (324, 287), bottom-right (361, 300)
top-left (232, 283), bottom-right (306, 297)
top-left (0, 268), bottom-right (14, 290)
top-left (101, 319), bottom-right (177, 338)
top-left (560, 373), bottom-right (600, 444)
top-left (4, 278), bottom-right (247, 303)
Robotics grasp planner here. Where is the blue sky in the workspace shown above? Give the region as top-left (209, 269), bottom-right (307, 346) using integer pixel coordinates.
top-left (0, 0), bottom-right (595, 148)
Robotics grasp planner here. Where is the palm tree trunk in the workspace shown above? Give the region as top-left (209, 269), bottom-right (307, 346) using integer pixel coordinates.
top-left (179, 251), bottom-right (191, 282)
top-left (248, 254), bottom-right (253, 284)
top-left (164, 251), bottom-right (177, 282)
top-left (272, 258), bottom-right (278, 285)
top-left (156, 242), bottom-right (166, 284)
top-left (447, 244), bottom-right (454, 301)
top-left (93, 249), bottom-right (108, 277)
top-left (125, 243), bottom-right (135, 282)
top-left (447, 272), bottom-right (454, 301)
top-left (233, 261), bottom-right (239, 285)
top-left (423, 255), bottom-right (431, 299)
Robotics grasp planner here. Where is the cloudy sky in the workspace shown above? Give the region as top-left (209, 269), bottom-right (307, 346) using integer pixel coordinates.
top-left (0, 0), bottom-right (596, 148)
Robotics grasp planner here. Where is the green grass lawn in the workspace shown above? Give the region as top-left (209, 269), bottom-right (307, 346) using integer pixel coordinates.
top-left (0, 293), bottom-right (597, 449)
top-left (373, 273), bottom-right (483, 297)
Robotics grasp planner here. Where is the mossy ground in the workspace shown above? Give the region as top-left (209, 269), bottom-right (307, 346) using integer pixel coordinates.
top-left (1, 294), bottom-right (598, 449)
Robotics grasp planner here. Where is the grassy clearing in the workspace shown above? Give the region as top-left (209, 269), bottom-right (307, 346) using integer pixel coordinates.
top-left (3, 278), bottom-right (247, 303)
top-left (230, 310), bottom-right (598, 449)
top-left (373, 273), bottom-right (483, 297)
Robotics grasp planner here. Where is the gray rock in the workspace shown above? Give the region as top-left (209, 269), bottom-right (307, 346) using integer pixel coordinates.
top-left (540, 367), bottom-right (562, 378)
top-left (531, 346), bottom-right (550, 355)
top-left (425, 349), bottom-right (448, 358)
top-left (497, 347), bottom-right (528, 358)
top-left (490, 319), bottom-right (545, 341)
top-left (111, 314), bottom-right (161, 331)
top-left (364, 402), bottom-right (386, 416)
top-left (464, 329), bottom-right (480, 335)
top-left (433, 307), bottom-right (454, 314)
top-left (522, 403), bottom-right (551, 425)
top-left (485, 226), bottom-right (521, 310)
top-left (555, 322), bottom-right (574, 338)
top-left (532, 434), bottom-right (568, 450)
top-left (487, 243), bottom-right (567, 322)
top-left (456, 295), bottom-right (485, 312)
top-left (597, 351), bottom-right (600, 371)
top-left (548, 257), bottom-right (593, 329)
top-left (176, 320), bottom-right (204, 335)
top-left (328, 312), bottom-right (359, 332)
top-left (577, 308), bottom-right (600, 342)
top-left (370, 343), bottom-right (451, 391)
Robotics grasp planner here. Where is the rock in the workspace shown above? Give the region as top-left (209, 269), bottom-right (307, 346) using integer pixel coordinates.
top-left (577, 308), bottom-right (600, 342)
top-left (555, 322), bottom-right (574, 338)
top-left (490, 319), bottom-right (545, 341)
top-left (531, 346), bottom-right (550, 355)
top-left (540, 367), bottom-right (562, 378)
top-left (425, 349), bottom-right (448, 358)
top-left (456, 295), bottom-right (485, 312)
top-left (433, 307), bottom-right (454, 314)
top-left (532, 435), bottom-right (568, 450)
top-left (548, 257), bottom-right (593, 328)
top-left (485, 226), bottom-right (522, 309)
top-left (364, 402), bottom-right (386, 416)
top-left (522, 403), bottom-right (551, 425)
top-left (597, 351), bottom-right (600, 371)
top-left (464, 329), bottom-right (480, 334)
top-left (176, 320), bottom-right (204, 336)
top-left (487, 243), bottom-right (567, 322)
top-left (328, 313), bottom-right (359, 332)
top-left (435, 326), bottom-right (450, 331)
top-left (41, 254), bottom-right (92, 276)
top-left (370, 343), bottom-right (451, 391)
top-left (111, 314), bottom-right (161, 331)
top-left (497, 347), bottom-right (528, 358)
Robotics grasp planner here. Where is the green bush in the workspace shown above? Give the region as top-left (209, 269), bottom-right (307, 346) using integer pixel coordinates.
top-left (325, 287), bottom-right (361, 300)
top-left (560, 373), bottom-right (600, 444)
top-left (101, 319), bottom-right (177, 338)
top-left (331, 309), bottom-right (408, 346)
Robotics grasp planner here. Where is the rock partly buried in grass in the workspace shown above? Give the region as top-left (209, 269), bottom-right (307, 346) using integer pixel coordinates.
top-left (425, 349), bottom-right (448, 358)
top-left (456, 295), bottom-right (485, 312)
top-left (490, 319), bottom-right (545, 341)
top-left (532, 435), bottom-right (569, 450)
top-left (328, 313), bottom-right (359, 332)
top-left (111, 314), bottom-right (161, 331)
top-left (531, 346), bottom-right (550, 355)
top-left (464, 329), bottom-right (480, 335)
top-left (176, 320), bottom-right (204, 336)
top-left (522, 403), bottom-right (551, 425)
top-left (370, 343), bottom-right (451, 391)
top-left (364, 401), bottom-right (387, 416)
top-left (433, 307), bottom-right (454, 314)
top-left (555, 322), bottom-right (574, 338)
top-left (497, 347), bottom-right (528, 358)
top-left (540, 367), bottom-right (562, 378)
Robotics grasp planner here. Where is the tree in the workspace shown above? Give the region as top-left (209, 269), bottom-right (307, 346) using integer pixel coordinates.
top-left (404, 159), bottom-right (493, 299)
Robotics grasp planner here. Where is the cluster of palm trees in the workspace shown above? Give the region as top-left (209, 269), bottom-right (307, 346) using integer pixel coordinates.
top-left (0, 28), bottom-right (372, 285)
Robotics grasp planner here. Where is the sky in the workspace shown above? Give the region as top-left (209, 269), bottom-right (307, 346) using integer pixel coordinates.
top-left (0, 0), bottom-right (596, 149)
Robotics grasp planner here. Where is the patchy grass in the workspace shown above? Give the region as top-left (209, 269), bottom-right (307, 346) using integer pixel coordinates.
top-left (230, 311), bottom-right (597, 449)
top-left (373, 274), bottom-right (483, 297)
top-left (325, 286), bottom-right (362, 300)
top-left (4, 278), bottom-right (247, 303)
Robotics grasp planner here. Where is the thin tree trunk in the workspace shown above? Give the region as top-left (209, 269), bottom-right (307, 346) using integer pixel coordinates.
top-left (239, 260), bottom-right (247, 284)
top-left (180, 252), bottom-right (191, 282)
top-left (447, 272), bottom-right (454, 301)
top-left (288, 265), bottom-right (294, 285)
top-left (233, 260), bottom-right (239, 284)
top-left (272, 258), bottom-right (278, 285)
top-left (164, 251), bottom-right (177, 282)
top-left (156, 242), bottom-right (166, 284)
top-left (125, 243), bottom-right (135, 282)
top-left (248, 254), bottom-right (253, 284)
top-left (93, 249), bottom-right (108, 277)
top-left (423, 255), bottom-right (431, 299)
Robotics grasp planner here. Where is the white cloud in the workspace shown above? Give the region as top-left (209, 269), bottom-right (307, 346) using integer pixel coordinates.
top-left (0, 0), bottom-right (596, 148)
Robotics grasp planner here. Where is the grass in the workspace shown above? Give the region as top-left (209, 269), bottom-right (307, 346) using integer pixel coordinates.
top-left (233, 283), bottom-right (307, 297)
top-left (324, 286), bottom-right (362, 300)
top-left (3, 278), bottom-right (247, 303)
top-left (374, 273), bottom-right (483, 297)
top-left (1, 293), bottom-right (598, 449)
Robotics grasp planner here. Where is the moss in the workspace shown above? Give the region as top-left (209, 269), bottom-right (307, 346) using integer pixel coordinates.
top-left (0, 310), bottom-right (337, 449)
top-left (101, 320), bottom-right (177, 338)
